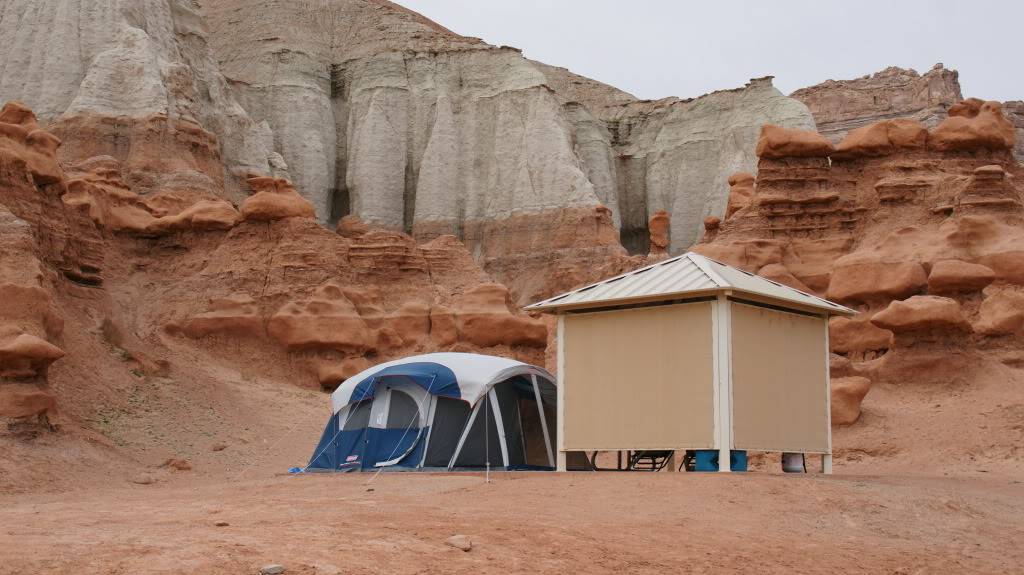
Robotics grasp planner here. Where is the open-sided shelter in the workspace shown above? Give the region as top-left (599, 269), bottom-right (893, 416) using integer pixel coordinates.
top-left (526, 252), bottom-right (856, 473)
top-left (306, 353), bottom-right (557, 472)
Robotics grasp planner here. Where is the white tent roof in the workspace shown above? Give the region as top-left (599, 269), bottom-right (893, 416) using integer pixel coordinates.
top-left (526, 252), bottom-right (856, 316)
top-left (331, 352), bottom-right (554, 414)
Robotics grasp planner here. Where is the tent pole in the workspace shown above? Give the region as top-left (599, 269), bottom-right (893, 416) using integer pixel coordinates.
top-left (418, 395), bottom-right (438, 469)
top-left (531, 374), bottom-right (555, 468)
top-left (489, 389), bottom-right (510, 468)
top-left (447, 400), bottom-right (483, 470)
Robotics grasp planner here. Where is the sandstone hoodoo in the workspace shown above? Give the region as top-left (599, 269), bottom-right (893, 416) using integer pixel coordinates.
top-left (0, 100), bottom-right (554, 482)
top-left (696, 97), bottom-right (1023, 471)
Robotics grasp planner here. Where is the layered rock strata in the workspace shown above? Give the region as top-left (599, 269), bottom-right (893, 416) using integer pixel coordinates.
top-left (697, 100), bottom-right (1022, 426)
top-left (0, 0), bottom-right (284, 202)
top-left (199, 1), bottom-right (815, 277)
top-left (792, 64), bottom-right (963, 145)
top-left (0, 102), bottom-right (548, 432)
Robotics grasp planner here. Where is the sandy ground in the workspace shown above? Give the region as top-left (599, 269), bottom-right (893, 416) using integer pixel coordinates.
top-left (2, 307), bottom-right (1022, 574)
top-left (2, 471), bottom-right (1022, 574)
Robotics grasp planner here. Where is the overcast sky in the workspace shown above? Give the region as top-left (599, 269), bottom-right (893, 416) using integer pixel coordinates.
top-left (400, 0), bottom-right (1022, 102)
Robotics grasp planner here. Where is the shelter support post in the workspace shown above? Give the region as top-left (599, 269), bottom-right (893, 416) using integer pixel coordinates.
top-left (714, 295), bottom-right (733, 473)
top-left (556, 315), bottom-right (567, 472)
top-left (531, 374), bottom-right (555, 468)
top-left (824, 313), bottom-right (833, 475)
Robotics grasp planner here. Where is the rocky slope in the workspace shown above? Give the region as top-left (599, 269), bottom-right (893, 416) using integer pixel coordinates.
top-left (698, 100), bottom-right (1024, 473)
top-left (0, 102), bottom-right (556, 488)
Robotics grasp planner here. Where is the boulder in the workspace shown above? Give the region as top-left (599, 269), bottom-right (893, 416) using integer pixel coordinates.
top-left (756, 124), bottom-right (835, 158)
top-left (0, 333), bottom-right (66, 379)
top-left (828, 260), bottom-right (927, 304)
top-left (927, 260), bottom-right (995, 294)
top-left (147, 199), bottom-right (239, 233)
top-left (241, 176), bottom-right (315, 221)
top-left (929, 99), bottom-right (1016, 152)
top-left (830, 376), bottom-right (872, 425)
top-left (162, 458), bottom-right (192, 471)
top-left (974, 288), bottom-right (1024, 335)
top-left (833, 119), bottom-right (928, 157)
top-left (452, 284), bottom-right (547, 348)
top-left (828, 317), bottom-right (893, 355)
top-left (267, 282), bottom-right (375, 353)
top-left (870, 296), bottom-right (972, 333)
top-left (445, 534), bottom-right (472, 552)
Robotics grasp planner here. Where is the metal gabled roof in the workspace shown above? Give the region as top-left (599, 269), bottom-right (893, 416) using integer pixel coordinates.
top-left (525, 252), bottom-right (856, 316)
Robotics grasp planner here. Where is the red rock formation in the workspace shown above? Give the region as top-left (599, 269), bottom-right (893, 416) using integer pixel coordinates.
top-left (930, 99), bottom-right (1016, 152)
top-left (833, 119), bottom-right (929, 158)
top-left (725, 173), bottom-right (755, 219)
top-left (927, 260), bottom-right (995, 294)
top-left (871, 296), bottom-right (972, 336)
top-left (0, 105), bottom-right (69, 425)
top-left (755, 125), bottom-right (834, 158)
top-left (451, 284), bottom-right (547, 349)
top-left (647, 210), bottom-right (670, 258)
top-left (48, 112), bottom-right (226, 199)
top-left (240, 176), bottom-right (316, 221)
top-left (792, 64), bottom-right (963, 144)
top-left (830, 376), bottom-right (872, 425)
top-left (974, 287), bottom-right (1024, 335)
top-left (178, 294), bottom-right (264, 339)
top-left (696, 100), bottom-right (1022, 441)
top-left (452, 205), bottom-right (642, 306)
top-left (0, 102), bottom-right (554, 445)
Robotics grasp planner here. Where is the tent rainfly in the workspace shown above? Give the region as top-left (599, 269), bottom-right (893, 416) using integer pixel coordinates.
top-left (526, 252), bottom-right (857, 473)
top-left (306, 353), bottom-right (557, 472)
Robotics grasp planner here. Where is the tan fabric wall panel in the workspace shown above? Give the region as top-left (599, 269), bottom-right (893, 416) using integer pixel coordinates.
top-left (730, 303), bottom-right (828, 453)
top-left (562, 302), bottom-right (715, 450)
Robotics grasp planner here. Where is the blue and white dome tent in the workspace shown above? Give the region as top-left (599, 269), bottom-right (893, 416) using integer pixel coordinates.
top-left (306, 353), bottom-right (557, 472)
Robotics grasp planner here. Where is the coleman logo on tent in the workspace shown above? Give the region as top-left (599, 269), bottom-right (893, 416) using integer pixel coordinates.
top-left (346, 455), bottom-right (359, 462)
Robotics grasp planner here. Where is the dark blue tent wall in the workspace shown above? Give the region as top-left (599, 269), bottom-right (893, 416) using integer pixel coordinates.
top-left (308, 412), bottom-right (340, 470)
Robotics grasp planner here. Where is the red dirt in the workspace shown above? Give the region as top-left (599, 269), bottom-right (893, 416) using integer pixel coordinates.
top-left (1, 471), bottom-right (1022, 574)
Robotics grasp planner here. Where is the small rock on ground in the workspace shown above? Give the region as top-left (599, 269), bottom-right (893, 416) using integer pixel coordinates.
top-left (214, 521), bottom-right (230, 527)
top-left (211, 442), bottom-right (228, 452)
top-left (260, 565), bottom-right (285, 575)
top-left (130, 474), bottom-right (155, 485)
top-left (446, 534), bottom-right (472, 552)
top-left (162, 458), bottom-right (192, 471)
